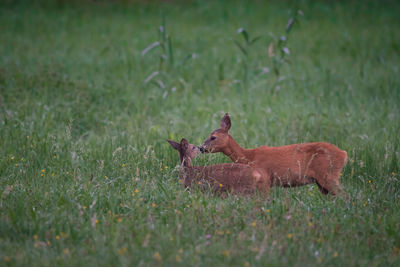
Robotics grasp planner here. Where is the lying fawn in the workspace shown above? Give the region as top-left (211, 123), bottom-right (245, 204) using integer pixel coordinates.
top-left (200, 114), bottom-right (348, 196)
top-left (167, 138), bottom-right (270, 197)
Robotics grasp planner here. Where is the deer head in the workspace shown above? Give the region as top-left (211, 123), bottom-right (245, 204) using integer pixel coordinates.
top-left (200, 113), bottom-right (231, 153)
top-left (167, 138), bottom-right (201, 166)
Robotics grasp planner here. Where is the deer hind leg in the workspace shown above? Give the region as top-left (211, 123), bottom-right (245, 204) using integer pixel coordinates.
top-left (311, 152), bottom-right (346, 196)
top-left (315, 170), bottom-right (344, 196)
top-left (316, 182), bottom-right (329, 195)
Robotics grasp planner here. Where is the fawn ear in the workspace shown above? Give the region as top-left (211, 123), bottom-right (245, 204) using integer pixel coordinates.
top-left (167, 139), bottom-right (180, 150)
top-left (180, 138), bottom-right (189, 151)
top-left (220, 113), bottom-right (231, 132)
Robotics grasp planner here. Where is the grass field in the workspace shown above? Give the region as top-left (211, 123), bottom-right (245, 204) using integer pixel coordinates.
top-left (1, 0), bottom-right (399, 266)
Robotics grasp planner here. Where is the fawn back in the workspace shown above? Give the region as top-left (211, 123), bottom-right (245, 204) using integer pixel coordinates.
top-left (168, 138), bottom-right (270, 196)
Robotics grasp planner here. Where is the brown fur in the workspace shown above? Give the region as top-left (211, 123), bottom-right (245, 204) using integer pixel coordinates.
top-left (200, 113), bottom-right (348, 196)
top-left (167, 139), bottom-right (270, 197)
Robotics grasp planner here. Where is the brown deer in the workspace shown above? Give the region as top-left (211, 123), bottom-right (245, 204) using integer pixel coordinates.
top-left (200, 114), bottom-right (348, 196)
top-left (167, 138), bottom-right (270, 197)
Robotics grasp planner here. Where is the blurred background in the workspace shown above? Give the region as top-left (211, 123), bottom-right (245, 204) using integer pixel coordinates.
top-left (0, 0), bottom-right (399, 265)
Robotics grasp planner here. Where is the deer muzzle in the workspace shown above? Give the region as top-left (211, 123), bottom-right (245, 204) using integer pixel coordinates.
top-left (199, 146), bottom-right (209, 153)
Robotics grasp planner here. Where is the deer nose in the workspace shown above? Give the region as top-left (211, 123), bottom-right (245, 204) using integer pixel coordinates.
top-left (199, 146), bottom-right (205, 153)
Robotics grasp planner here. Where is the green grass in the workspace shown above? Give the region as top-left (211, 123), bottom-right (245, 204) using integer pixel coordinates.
top-left (0, 0), bottom-right (399, 266)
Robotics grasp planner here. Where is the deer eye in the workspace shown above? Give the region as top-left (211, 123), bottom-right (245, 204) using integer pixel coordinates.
top-left (210, 136), bottom-right (216, 141)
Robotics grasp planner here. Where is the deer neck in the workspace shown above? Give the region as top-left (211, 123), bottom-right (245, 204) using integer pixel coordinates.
top-left (223, 136), bottom-right (251, 164)
top-left (181, 156), bottom-right (192, 168)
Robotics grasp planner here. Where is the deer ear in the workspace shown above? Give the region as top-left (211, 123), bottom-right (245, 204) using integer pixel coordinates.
top-left (220, 113), bottom-right (231, 132)
top-left (167, 139), bottom-right (180, 150)
top-left (180, 138), bottom-right (189, 151)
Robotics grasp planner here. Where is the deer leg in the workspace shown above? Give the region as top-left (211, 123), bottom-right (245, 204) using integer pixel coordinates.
top-left (254, 171), bottom-right (270, 202)
top-left (315, 173), bottom-right (343, 196)
top-left (317, 177), bottom-right (350, 201)
top-left (316, 182), bottom-right (329, 195)
top-left (262, 184), bottom-right (271, 204)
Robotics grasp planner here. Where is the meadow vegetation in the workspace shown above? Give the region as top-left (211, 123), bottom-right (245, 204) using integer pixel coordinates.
top-left (0, 0), bottom-right (399, 265)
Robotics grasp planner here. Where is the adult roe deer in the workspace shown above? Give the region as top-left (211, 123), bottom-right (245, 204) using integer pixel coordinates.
top-left (200, 114), bottom-right (348, 196)
top-left (167, 138), bottom-right (270, 197)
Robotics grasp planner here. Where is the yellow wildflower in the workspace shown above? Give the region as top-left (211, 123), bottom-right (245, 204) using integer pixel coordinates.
top-left (308, 222), bottom-right (313, 227)
top-left (222, 250), bottom-right (230, 257)
top-left (164, 166), bottom-right (168, 169)
top-left (250, 247), bottom-right (259, 252)
top-left (152, 203), bottom-right (157, 208)
top-left (215, 230), bottom-right (224, 236)
top-left (176, 254), bottom-right (182, 262)
top-left (56, 235), bottom-right (60, 240)
top-left (266, 209), bottom-right (270, 213)
top-left (117, 247), bottom-right (128, 255)
top-left (41, 169), bottom-right (45, 173)
top-left (175, 210), bottom-right (182, 215)
top-left (121, 163), bottom-right (126, 167)
top-left (63, 248), bottom-right (69, 255)
top-left (135, 189), bottom-right (139, 193)
top-left (153, 252), bottom-right (162, 262)
top-left (117, 217), bottom-right (122, 223)
top-left (287, 233), bottom-right (293, 239)
top-left (333, 251), bottom-right (338, 258)
top-left (251, 221), bottom-right (257, 227)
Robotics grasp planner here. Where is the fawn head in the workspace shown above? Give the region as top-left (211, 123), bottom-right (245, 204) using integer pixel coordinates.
top-left (200, 113), bottom-right (231, 153)
top-left (167, 138), bottom-right (201, 165)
